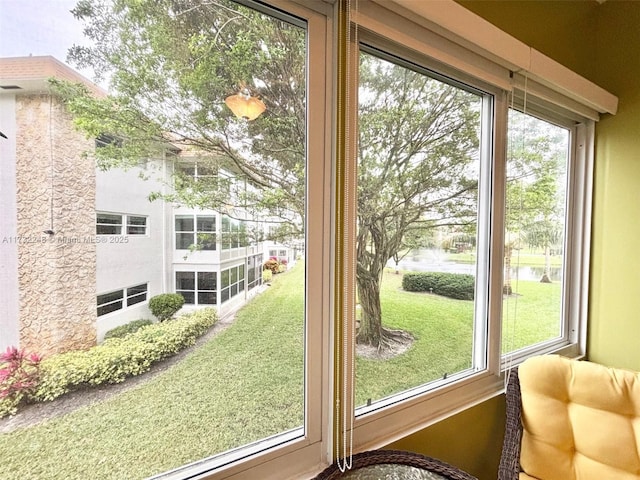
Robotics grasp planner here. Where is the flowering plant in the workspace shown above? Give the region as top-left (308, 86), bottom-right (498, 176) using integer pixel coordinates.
top-left (0, 346), bottom-right (42, 417)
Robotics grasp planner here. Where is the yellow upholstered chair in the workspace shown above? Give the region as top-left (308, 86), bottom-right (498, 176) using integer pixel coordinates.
top-left (498, 355), bottom-right (640, 480)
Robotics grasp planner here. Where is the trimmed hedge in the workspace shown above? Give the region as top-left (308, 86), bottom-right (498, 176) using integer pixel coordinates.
top-left (31, 308), bottom-right (217, 403)
top-left (402, 272), bottom-right (475, 300)
top-left (149, 293), bottom-right (185, 321)
top-left (104, 319), bottom-right (154, 340)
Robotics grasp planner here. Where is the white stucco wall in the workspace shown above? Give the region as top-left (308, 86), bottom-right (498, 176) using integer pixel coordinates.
top-left (95, 159), bottom-right (168, 340)
top-left (0, 95), bottom-right (20, 351)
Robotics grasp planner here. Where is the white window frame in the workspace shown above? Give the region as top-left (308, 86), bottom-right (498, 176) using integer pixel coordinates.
top-left (97, 282), bottom-right (149, 317)
top-left (220, 264), bottom-right (245, 303)
top-left (96, 212), bottom-right (123, 235)
top-left (126, 283), bottom-right (148, 307)
top-left (97, 288), bottom-right (124, 317)
top-left (158, 2), bottom-right (331, 479)
top-left (175, 271), bottom-right (217, 306)
top-left (174, 214), bottom-right (216, 251)
top-left (347, 29), bottom-right (508, 453)
top-left (340, 0), bottom-right (595, 457)
top-left (97, 212), bottom-right (148, 236)
top-left (126, 215), bottom-right (148, 235)
top-left (150, 0), bottom-right (603, 478)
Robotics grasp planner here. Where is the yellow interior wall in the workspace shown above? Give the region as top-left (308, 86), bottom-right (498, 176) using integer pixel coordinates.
top-left (386, 395), bottom-right (505, 479)
top-left (587, 2), bottom-right (640, 371)
top-left (387, 2), bottom-right (640, 478)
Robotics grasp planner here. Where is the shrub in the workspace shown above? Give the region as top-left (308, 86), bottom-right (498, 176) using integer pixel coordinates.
top-left (0, 347), bottom-right (41, 418)
top-left (32, 308), bottom-right (217, 404)
top-left (149, 293), bottom-right (185, 321)
top-left (262, 269), bottom-right (273, 283)
top-left (263, 258), bottom-right (280, 274)
top-left (104, 319), bottom-right (154, 340)
top-left (402, 272), bottom-right (475, 301)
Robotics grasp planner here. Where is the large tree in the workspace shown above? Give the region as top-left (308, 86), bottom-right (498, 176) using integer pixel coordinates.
top-left (62, 0), bottom-right (307, 234)
top-left (356, 52), bottom-right (481, 347)
top-left (504, 110), bottom-right (567, 290)
top-left (59, 1), bottom-right (482, 350)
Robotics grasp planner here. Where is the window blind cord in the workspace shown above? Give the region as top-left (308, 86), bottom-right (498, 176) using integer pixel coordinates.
top-left (337, 0), bottom-right (357, 472)
top-left (504, 72), bottom-right (528, 388)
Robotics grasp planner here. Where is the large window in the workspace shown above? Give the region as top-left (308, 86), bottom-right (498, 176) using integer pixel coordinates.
top-left (220, 264), bottom-right (245, 303)
top-left (175, 215), bottom-right (216, 250)
top-left (221, 216), bottom-right (247, 250)
top-left (96, 212), bottom-right (147, 235)
top-left (1, 0), bottom-right (603, 479)
top-left (354, 46), bottom-right (490, 413)
top-left (502, 110), bottom-right (570, 356)
top-left (247, 254), bottom-right (263, 290)
top-left (97, 283), bottom-right (148, 316)
top-left (175, 271), bottom-right (217, 305)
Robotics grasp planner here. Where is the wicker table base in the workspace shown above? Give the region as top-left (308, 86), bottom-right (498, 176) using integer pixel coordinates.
top-left (313, 450), bottom-right (477, 480)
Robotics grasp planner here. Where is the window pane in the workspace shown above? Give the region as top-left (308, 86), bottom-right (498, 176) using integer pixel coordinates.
top-left (197, 216), bottom-right (215, 232)
top-left (502, 110), bottom-right (569, 354)
top-left (97, 213), bottom-right (122, 235)
top-left (176, 272), bottom-right (195, 290)
top-left (97, 290), bottom-right (124, 305)
top-left (356, 49), bottom-right (484, 410)
top-left (198, 272), bottom-right (216, 290)
top-left (127, 293), bottom-right (147, 306)
top-left (127, 216), bottom-right (147, 235)
top-left (198, 233), bottom-right (216, 250)
top-left (177, 291), bottom-right (195, 305)
top-left (175, 233), bottom-right (193, 250)
top-left (97, 301), bottom-right (122, 317)
top-left (198, 291), bottom-right (216, 305)
top-left (175, 216), bottom-right (194, 231)
top-left (128, 216), bottom-right (147, 226)
top-left (1, 1), bottom-right (308, 478)
top-left (126, 284), bottom-right (148, 306)
top-left (97, 213), bottom-right (122, 225)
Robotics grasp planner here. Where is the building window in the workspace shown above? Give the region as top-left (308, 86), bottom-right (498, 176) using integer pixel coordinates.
top-left (175, 215), bottom-right (216, 250)
top-left (220, 264), bottom-right (245, 303)
top-left (126, 216), bottom-right (147, 235)
top-left (96, 213), bottom-right (122, 235)
top-left (354, 45), bottom-right (490, 413)
top-left (176, 161), bottom-right (217, 181)
top-left (97, 283), bottom-right (148, 316)
top-left (221, 216), bottom-right (246, 250)
top-left (97, 213), bottom-right (147, 235)
top-left (175, 271), bottom-right (217, 305)
top-left (126, 283), bottom-right (148, 306)
top-left (97, 289), bottom-right (123, 316)
top-left (247, 254), bottom-right (263, 290)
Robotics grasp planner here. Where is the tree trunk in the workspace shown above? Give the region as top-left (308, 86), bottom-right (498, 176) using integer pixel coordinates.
top-left (356, 269), bottom-right (383, 346)
top-left (503, 243), bottom-right (513, 295)
top-left (540, 245), bottom-right (552, 283)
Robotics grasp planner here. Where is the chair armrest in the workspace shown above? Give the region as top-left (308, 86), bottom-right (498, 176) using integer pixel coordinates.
top-left (498, 368), bottom-right (523, 480)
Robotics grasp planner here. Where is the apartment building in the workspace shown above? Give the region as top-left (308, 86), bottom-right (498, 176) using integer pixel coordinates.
top-left (0, 56), bottom-right (288, 355)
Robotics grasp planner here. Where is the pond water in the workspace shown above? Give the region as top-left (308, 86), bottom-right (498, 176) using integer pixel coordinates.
top-left (388, 249), bottom-right (563, 282)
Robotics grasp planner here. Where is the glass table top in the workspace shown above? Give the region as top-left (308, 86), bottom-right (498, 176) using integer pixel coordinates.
top-left (339, 463), bottom-right (449, 480)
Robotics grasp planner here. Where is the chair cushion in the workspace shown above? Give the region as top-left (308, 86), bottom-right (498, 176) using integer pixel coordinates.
top-left (518, 355), bottom-right (640, 480)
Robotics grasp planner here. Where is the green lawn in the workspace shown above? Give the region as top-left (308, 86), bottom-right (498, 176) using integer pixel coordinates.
top-left (0, 263), bottom-right (560, 479)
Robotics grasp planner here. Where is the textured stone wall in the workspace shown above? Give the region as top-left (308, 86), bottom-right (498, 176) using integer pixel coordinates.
top-left (16, 94), bottom-right (97, 356)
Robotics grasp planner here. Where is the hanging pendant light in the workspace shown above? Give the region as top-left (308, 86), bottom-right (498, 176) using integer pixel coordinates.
top-left (224, 88), bottom-right (266, 121)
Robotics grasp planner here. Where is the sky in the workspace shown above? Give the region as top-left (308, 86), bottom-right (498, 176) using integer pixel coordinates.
top-left (0, 0), bottom-right (95, 79)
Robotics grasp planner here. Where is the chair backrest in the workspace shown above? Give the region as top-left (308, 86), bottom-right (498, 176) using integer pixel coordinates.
top-left (501, 355), bottom-right (640, 480)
